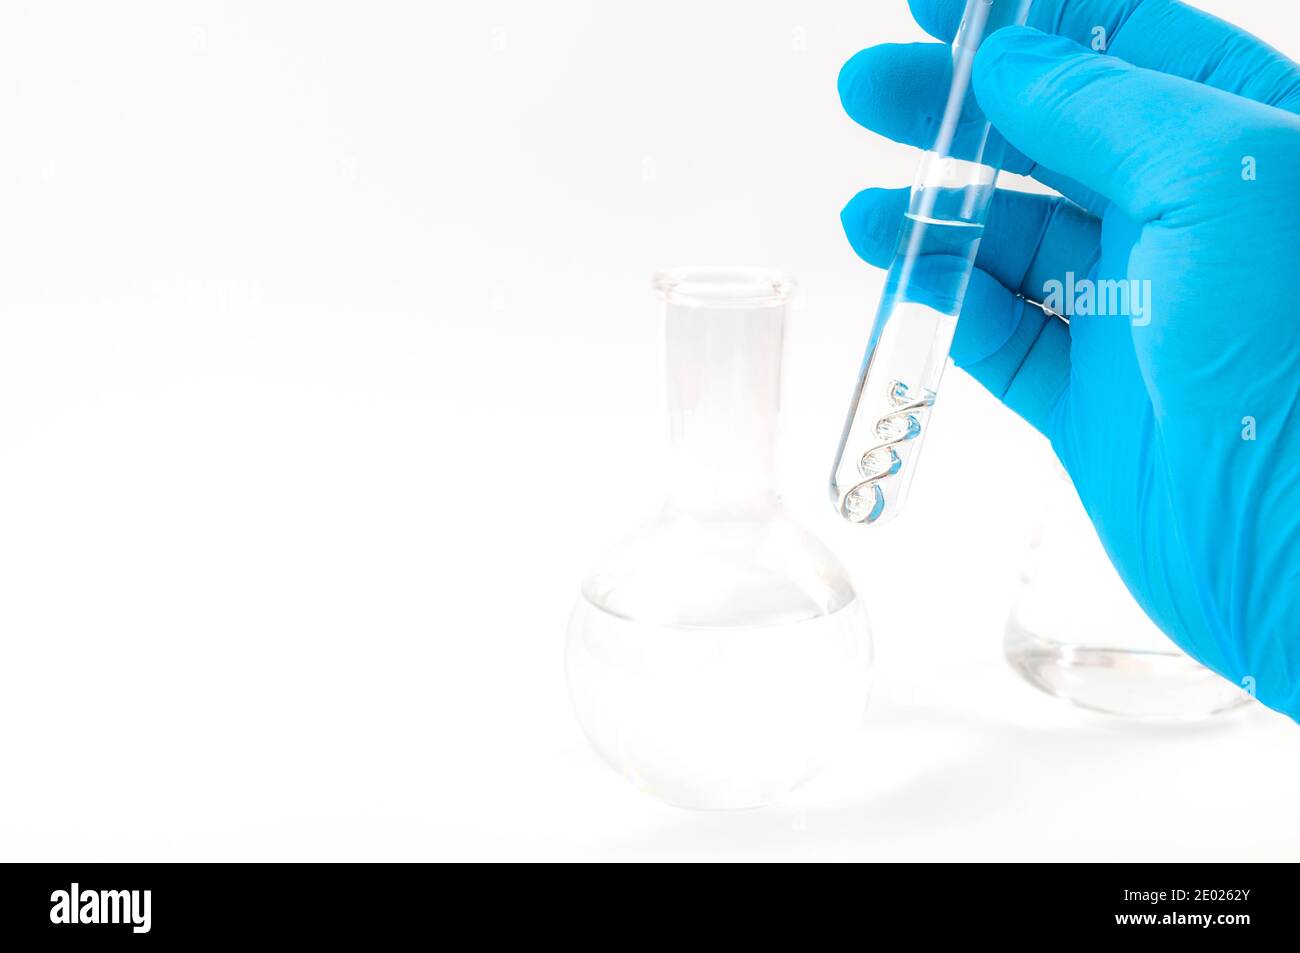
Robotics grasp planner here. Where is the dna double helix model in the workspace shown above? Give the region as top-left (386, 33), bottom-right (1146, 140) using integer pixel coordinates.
top-left (838, 379), bottom-right (935, 524)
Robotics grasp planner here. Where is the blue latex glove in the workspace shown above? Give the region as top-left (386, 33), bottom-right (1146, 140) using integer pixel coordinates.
top-left (839, 0), bottom-right (1300, 719)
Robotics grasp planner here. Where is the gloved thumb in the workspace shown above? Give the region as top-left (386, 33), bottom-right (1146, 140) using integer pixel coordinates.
top-left (973, 26), bottom-right (1256, 223)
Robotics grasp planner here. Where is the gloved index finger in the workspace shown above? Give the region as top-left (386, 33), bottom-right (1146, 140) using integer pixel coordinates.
top-left (838, 44), bottom-right (987, 157)
top-left (839, 40), bottom-right (1111, 214)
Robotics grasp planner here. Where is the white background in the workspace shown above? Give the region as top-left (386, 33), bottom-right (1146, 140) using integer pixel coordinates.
top-left (0, 0), bottom-right (1297, 861)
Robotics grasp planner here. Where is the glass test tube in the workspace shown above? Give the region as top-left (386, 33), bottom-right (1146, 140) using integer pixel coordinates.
top-left (830, 0), bottom-right (1033, 525)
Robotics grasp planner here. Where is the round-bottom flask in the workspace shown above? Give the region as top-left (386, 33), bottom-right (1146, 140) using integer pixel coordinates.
top-left (1005, 469), bottom-right (1251, 718)
top-left (566, 268), bottom-right (873, 810)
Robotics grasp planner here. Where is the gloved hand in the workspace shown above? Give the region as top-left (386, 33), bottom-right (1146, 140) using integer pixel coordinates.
top-left (838, 0), bottom-right (1300, 719)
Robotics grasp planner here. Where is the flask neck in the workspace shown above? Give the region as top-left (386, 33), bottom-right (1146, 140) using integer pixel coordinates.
top-left (661, 286), bottom-right (785, 517)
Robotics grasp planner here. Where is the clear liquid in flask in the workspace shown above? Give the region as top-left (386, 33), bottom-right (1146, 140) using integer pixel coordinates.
top-left (566, 594), bottom-right (872, 809)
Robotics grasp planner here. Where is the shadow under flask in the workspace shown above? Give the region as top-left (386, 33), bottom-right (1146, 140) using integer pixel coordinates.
top-left (566, 268), bottom-right (873, 810)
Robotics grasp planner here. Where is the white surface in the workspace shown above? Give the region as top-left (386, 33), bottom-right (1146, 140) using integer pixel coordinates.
top-left (0, 0), bottom-right (1297, 861)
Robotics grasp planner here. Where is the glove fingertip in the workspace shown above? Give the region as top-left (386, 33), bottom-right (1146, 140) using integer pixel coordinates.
top-left (907, 0), bottom-right (961, 42)
top-left (841, 187), bottom-right (907, 266)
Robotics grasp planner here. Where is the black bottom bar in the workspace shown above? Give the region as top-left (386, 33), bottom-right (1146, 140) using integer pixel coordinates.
top-left (0, 862), bottom-right (1286, 943)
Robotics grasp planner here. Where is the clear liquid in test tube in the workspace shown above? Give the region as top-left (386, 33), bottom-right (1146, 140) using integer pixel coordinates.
top-left (830, 0), bottom-right (1033, 525)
